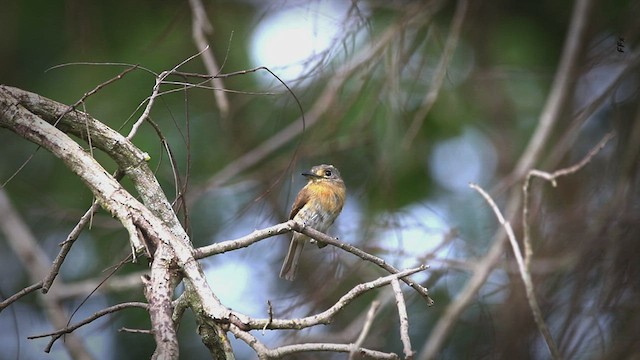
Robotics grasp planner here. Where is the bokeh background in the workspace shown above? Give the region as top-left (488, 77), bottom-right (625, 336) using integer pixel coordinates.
top-left (1, 0), bottom-right (639, 359)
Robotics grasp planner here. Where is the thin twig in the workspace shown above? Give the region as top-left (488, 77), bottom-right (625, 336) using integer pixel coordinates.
top-left (0, 282), bottom-right (43, 311)
top-left (46, 62), bottom-right (155, 76)
top-left (230, 323), bottom-right (399, 360)
top-left (402, 0), bottom-right (468, 148)
top-left (29, 302), bottom-right (149, 352)
top-left (233, 266), bottom-right (427, 331)
top-left (194, 220), bottom-right (297, 258)
top-left (127, 49), bottom-right (208, 140)
top-left (512, 0), bottom-right (595, 179)
top-left (119, 327), bottom-right (153, 335)
top-left (0, 189), bottom-right (92, 358)
top-left (528, 132), bottom-right (616, 187)
top-left (52, 65), bottom-right (139, 130)
top-left (349, 300), bottom-right (381, 360)
top-left (188, 0), bottom-right (230, 118)
top-left (522, 132), bottom-right (615, 267)
top-left (391, 279), bottom-right (414, 359)
top-left (44, 171), bottom-right (124, 293)
top-left (544, 49), bottom-right (640, 171)
top-left (294, 223), bottom-right (433, 305)
top-left (2, 65), bottom-right (136, 189)
top-left (470, 183), bottom-right (561, 360)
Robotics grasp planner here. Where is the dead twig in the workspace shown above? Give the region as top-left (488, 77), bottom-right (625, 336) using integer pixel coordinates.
top-left (470, 183), bottom-right (561, 360)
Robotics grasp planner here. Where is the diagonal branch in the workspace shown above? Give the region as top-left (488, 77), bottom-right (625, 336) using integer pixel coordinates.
top-left (391, 279), bottom-right (414, 359)
top-left (512, 0), bottom-right (595, 179)
top-left (470, 183), bottom-right (561, 359)
top-left (233, 266), bottom-right (427, 331)
top-left (294, 223), bottom-right (433, 305)
top-left (349, 300), bottom-right (381, 360)
top-left (188, 0), bottom-right (230, 118)
top-left (0, 85), bottom-right (232, 357)
top-left (28, 302), bottom-right (148, 352)
top-left (230, 324), bottom-right (400, 360)
top-left (522, 131), bottom-right (615, 266)
top-left (402, 0), bottom-right (468, 148)
top-left (194, 220), bottom-right (433, 304)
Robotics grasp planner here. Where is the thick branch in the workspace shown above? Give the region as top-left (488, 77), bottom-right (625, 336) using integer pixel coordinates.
top-left (143, 245), bottom-right (179, 360)
top-left (0, 85), bottom-right (231, 355)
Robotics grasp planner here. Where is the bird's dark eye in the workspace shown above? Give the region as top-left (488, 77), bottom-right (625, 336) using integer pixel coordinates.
top-left (324, 170), bottom-right (332, 177)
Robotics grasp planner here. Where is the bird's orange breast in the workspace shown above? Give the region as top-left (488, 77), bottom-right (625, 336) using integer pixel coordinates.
top-left (304, 181), bottom-right (346, 216)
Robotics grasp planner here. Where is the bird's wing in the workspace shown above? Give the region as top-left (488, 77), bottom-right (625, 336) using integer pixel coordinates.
top-left (289, 188), bottom-right (310, 220)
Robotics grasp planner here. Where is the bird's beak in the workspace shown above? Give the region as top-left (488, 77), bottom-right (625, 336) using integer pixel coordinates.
top-left (302, 171), bottom-right (321, 178)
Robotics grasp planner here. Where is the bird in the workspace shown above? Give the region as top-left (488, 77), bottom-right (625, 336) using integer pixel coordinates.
top-left (279, 164), bottom-right (346, 281)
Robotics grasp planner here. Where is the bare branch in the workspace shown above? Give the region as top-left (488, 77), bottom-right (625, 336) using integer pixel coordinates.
top-left (523, 132), bottom-right (615, 266)
top-left (128, 49), bottom-right (207, 139)
top-left (470, 183), bottom-right (561, 360)
top-left (512, 0), bottom-right (595, 179)
top-left (0, 281), bottom-right (43, 312)
top-left (230, 324), bottom-right (400, 360)
top-left (402, 0), bottom-right (468, 148)
top-left (144, 244), bottom-right (179, 359)
top-left (188, 0), bottom-right (230, 118)
top-left (349, 300), bottom-right (381, 360)
top-left (28, 302), bottom-right (148, 352)
top-left (194, 220), bottom-right (297, 258)
top-left (233, 266), bottom-right (427, 331)
top-left (391, 279), bottom-right (414, 359)
top-left (293, 222), bottom-right (433, 305)
top-left (0, 85), bottom-right (234, 354)
top-left (196, 219), bottom-right (432, 304)
top-left (528, 132), bottom-right (616, 187)
top-left (119, 327), bottom-right (153, 335)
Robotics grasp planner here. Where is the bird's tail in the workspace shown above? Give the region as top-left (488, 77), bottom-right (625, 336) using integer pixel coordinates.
top-left (279, 235), bottom-right (305, 281)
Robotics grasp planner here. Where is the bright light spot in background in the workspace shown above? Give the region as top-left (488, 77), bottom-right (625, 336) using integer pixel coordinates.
top-left (204, 254), bottom-right (285, 357)
top-left (202, 205), bottom-right (277, 317)
top-left (429, 128), bottom-right (497, 192)
top-left (205, 260), bottom-right (254, 313)
top-left (250, 1), bottom-right (353, 84)
top-left (335, 193), bottom-right (363, 242)
top-left (378, 203), bottom-right (452, 277)
top-left (575, 63), bottom-right (635, 109)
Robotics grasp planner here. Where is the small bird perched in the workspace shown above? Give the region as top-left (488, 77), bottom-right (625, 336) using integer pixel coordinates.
top-left (279, 164), bottom-right (346, 281)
